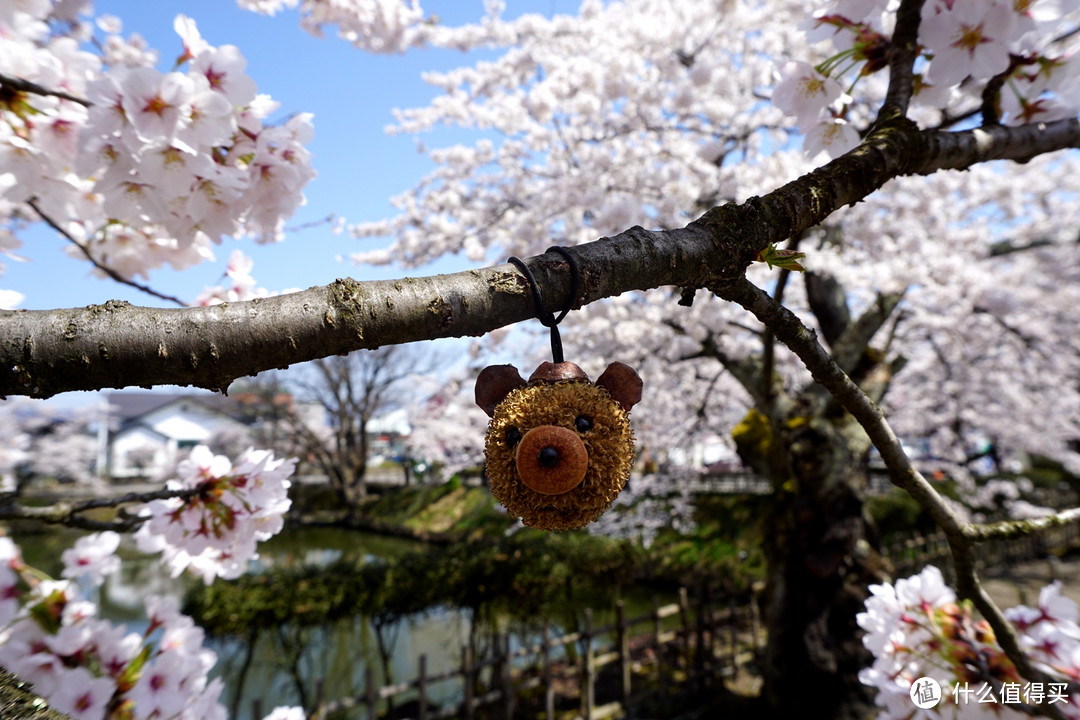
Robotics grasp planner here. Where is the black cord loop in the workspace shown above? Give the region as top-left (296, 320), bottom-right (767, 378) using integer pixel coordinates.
top-left (507, 246), bottom-right (579, 364)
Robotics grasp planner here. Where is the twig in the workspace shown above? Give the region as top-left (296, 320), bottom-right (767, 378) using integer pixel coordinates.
top-left (0, 73), bottom-right (91, 107)
top-left (283, 213), bottom-right (338, 234)
top-left (0, 486), bottom-right (201, 532)
top-left (27, 199), bottom-right (189, 307)
top-left (965, 507), bottom-right (1080, 543)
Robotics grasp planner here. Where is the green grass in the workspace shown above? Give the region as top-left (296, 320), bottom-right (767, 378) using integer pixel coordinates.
top-left (358, 483), bottom-right (517, 539)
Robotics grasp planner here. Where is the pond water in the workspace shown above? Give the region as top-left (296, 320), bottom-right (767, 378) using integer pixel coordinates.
top-left (11, 525), bottom-right (670, 720)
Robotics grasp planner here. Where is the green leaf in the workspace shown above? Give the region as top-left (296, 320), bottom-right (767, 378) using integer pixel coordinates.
top-left (754, 244), bottom-right (807, 272)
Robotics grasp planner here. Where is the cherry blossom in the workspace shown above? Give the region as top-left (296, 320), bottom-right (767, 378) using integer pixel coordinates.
top-left (61, 531), bottom-right (122, 587)
top-left (0, 525), bottom-right (241, 720)
top-left (859, 567), bottom-right (1080, 719)
top-left (3, 1), bottom-right (1080, 717)
top-left (195, 249), bottom-right (260, 305)
top-left (238, 0), bottom-right (429, 53)
top-left (1, 4), bottom-right (315, 292)
top-left (803, 116), bottom-right (860, 159)
top-left (134, 445), bottom-right (296, 583)
top-left (920, 1), bottom-right (1018, 86)
top-left (262, 708), bottom-right (305, 720)
top-left (49, 666), bottom-right (116, 720)
top-left (772, 60), bottom-right (850, 132)
top-left (0, 536), bottom-right (24, 626)
top-left (120, 68), bottom-right (194, 142)
top-left (339, 0), bottom-right (1080, 486)
top-left (587, 471), bottom-right (696, 548)
top-left (191, 45), bottom-right (257, 107)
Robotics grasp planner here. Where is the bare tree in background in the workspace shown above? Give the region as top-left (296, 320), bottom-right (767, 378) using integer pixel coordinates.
top-left (287, 346), bottom-right (437, 511)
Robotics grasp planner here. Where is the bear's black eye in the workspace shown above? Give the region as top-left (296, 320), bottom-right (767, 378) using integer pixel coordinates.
top-left (574, 415), bottom-right (593, 433)
top-left (506, 427), bottom-right (522, 446)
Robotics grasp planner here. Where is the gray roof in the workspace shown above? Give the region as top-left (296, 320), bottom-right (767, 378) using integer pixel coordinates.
top-left (106, 392), bottom-right (244, 425)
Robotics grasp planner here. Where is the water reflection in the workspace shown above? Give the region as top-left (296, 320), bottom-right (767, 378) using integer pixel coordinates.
top-left (205, 529), bottom-right (475, 718)
top-left (12, 525), bottom-right (664, 720)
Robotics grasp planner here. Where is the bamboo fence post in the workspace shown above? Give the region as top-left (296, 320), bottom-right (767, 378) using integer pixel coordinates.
top-left (582, 608), bottom-right (595, 720)
top-left (652, 595), bottom-right (664, 688)
top-left (501, 633), bottom-right (513, 720)
top-left (461, 645), bottom-right (475, 720)
top-left (616, 599), bottom-right (631, 715)
top-left (365, 666), bottom-right (377, 720)
top-left (543, 623), bottom-right (555, 720)
top-left (417, 654), bottom-right (428, 720)
top-left (678, 587), bottom-right (691, 673)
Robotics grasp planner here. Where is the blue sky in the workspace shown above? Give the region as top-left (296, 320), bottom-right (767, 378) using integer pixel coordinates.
top-left (9, 1), bottom-right (564, 310)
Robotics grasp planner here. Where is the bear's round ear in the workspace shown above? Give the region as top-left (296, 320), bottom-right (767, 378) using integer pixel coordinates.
top-left (475, 365), bottom-right (527, 417)
top-left (596, 362), bottom-right (643, 412)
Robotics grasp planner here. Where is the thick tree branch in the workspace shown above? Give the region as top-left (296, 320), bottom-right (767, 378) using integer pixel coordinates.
top-left (804, 271), bottom-right (851, 347)
top-left (712, 278), bottom-right (963, 531)
top-left (3, 119), bottom-right (1079, 398)
top-left (919, 118), bottom-right (1080, 170)
top-left (877, 0), bottom-right (925, 121)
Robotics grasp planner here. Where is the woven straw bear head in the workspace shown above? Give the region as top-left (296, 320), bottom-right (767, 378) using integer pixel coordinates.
top-left (475, 361), bottom-right (642, 531)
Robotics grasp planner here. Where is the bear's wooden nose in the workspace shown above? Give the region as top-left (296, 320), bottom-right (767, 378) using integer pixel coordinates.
top-left (515, 425), bottom-right (588, 495)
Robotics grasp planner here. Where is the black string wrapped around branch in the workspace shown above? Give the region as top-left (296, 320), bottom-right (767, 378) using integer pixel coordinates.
top-left (507, 247), bottom-right (579, 364)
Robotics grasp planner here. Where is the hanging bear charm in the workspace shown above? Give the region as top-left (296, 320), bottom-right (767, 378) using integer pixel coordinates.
top-left (476, 360), bottom-right (642, 531)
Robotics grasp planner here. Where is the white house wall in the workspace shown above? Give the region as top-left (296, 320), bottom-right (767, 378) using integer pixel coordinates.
top-left (111, 426), bottom-right (169, 479)
top-left (140, 402), bottom-right (243, 442)
top-left (109, 400), bottom-right (249, 480)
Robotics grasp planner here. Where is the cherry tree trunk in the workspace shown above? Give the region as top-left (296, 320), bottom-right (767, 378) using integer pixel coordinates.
top-left (749, 414), bottom-right (885, 719)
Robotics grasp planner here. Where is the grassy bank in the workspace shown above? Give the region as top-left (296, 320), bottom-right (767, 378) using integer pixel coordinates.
top-left (289, 480), bottom-right (766, 589)
top-left (289, 479), bottom-right (519, 542)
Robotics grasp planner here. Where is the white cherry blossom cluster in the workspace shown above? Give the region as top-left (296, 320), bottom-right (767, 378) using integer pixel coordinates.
top-left (194, 249), bottom-right (272, 305)
top-left (586, 471), bottom-right (696, 548)
top-left (0, 531), bottom-right (227, 720)
top-left (328, 0), bottom-right (1080, 494)
top-left (135, 445), bottom-right (296, 584)
top-left (775, 0), bottom-right (1080, 157)
top-left (1, 2), bottom-right (315, 292)
top-left (236, 0), bottom-right (517, 54)
top-left (404, 375), bottom-right (489, 477)
top-left (348, 0), bottom-right (815, 267)
top-left (0, 440), bottom-right (300, 719)
top-left (858, 565), bottom-right (1080, 719)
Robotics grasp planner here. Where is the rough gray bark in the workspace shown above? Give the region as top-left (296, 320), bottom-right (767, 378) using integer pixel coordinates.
top-left (3, 118), bottom-right (1078, 399)
top-left (0, 670), bottom-right (70, 720)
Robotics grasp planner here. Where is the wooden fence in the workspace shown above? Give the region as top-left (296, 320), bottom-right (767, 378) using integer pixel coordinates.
top-left (308, 586), bottom-right (761, 720)
top-left (301, 507), bottom-right (1080, 720)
